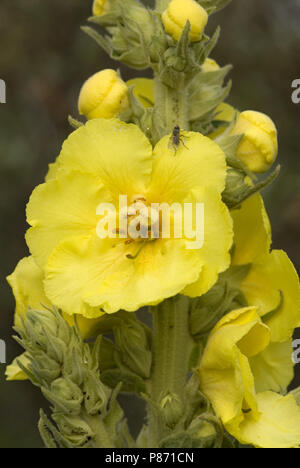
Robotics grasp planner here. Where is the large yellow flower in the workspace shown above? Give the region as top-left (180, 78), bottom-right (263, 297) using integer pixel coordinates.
top-left (232, 194), bottom-right (300, 342)
top-left (229, 194), bottom-right (300, 394)
top-left (25, 119), bottom-right (233, 317)
top-left (199, 306), bottom-right (300, 448)
top-left (6, 256), bottom-right (101, 380)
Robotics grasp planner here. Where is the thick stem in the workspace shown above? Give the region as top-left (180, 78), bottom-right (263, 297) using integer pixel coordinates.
top-left (154, 73), bottom-right (189, 137)
top-left (147, 296), bottom-right (193, 446)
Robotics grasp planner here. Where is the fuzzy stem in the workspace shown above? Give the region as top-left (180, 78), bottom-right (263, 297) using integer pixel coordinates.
top-left (154, 73), bottom-right (190, 137)
top-left (147, 296), bottom-right (193, 446)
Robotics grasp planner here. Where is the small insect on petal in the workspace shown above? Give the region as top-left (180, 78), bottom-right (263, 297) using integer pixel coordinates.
top-left (168, 126), bottom-right (189, 155)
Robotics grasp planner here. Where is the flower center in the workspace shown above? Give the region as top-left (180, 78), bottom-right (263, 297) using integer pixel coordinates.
top-left (118, 196), bottom-right (160, 245)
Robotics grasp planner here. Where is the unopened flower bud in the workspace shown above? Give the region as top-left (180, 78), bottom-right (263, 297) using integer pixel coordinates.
top-left (92, 0), bottom-right (110, 16)
top-left (202, 58), bottom-right (220, 73)
top-left (162, 0), bottom-right (208, 42)
top-left (52, 413), bottom-right (94, 447)
top-left (114, 320), bottom-right (151, 379)
top-left (160, 392), bottom-right (183, 427)
top-left (230, 110), bottom-right (278, 173)
top-left (78, 69), bottom-right (129, 120)
top-left (45, 377), bottom-right (83, 414)
top-left (83, 373), bottom-right (109, 415)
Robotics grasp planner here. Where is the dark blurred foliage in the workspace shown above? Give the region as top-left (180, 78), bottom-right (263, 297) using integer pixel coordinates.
top-left (0, 0), bottom-right (299, 448)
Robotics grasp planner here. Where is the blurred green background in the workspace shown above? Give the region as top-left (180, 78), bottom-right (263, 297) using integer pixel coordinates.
top-left (0, 0), bottom-right (299, 448)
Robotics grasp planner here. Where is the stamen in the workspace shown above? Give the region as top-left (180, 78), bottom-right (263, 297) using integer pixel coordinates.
top-left (126, 242), bottom-right (146, 260)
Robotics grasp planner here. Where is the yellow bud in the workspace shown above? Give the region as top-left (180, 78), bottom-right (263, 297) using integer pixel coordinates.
top-left (126, 78), bottom-right (154, 108)
top-left (231, 110), bottom-right (278, 173)
top-left (202, 58), bottom-right (220, 73)
top-left (162, 0), bottom-right (208, 42)
top-left (78, 69), bottom-right (129, 120)
top-left (92, 0), bottom-right (110, 16)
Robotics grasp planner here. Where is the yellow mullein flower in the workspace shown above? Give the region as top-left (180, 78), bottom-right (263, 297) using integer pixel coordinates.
top-left (230, 110), bottom-right (278, 173)
top-left (127, 78), bottom-right (154, 108)
top-left (229, 194), bottom-right (300, 394)
top-left (162, 0), bottom-right (208, 42)
top-left (78, 69), bottom-right (129, 120)
top-left (6, 256), bottom-right (102, 380)
top-left (25, 118), bottom-right (233, 317)
top-left (199, 306), bottom-right (300, 448)
top-left (231, 194), bottom-right (300, 342)
top-left (92, 0), bottom-right (110, 16)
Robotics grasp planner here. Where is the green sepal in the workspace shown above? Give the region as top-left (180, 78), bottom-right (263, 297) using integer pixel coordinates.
top-left (42, 377), bottom-right (83, 415)
top-left (52, 412), bottom-right (95, 448)
top-left (39, 410), bottom-right (73, 449)
top-left (197, 0), bottom-right (232, 14)
top-left (224, 165), bottom-right (281, 209)
top-left (100, 368), bottom-right (147, 394)
top-left (68, 115), bottom-right (84, 129)
top-left (81, 26), bottom-right (113, 56)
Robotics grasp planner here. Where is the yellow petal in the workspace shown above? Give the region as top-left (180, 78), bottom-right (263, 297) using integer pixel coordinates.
top-left (63, 313), bottom-right (104, 340)
top-left (215, 102), bottom-right (235, 122)
top-left (231, 392), bottom-right (300, 448)
top-left (26, 171), bottom-right (110, 267)
top-left (240, 259), bottom-right (281, 321)
top-left (202, 58), bottom-right (220, 73)
top-left (127, 78), bottom-right (154, 108)
top-left (7, 256), bottom-right (51, 325)
top-left (209, 103), bottom-right (236, 139)
top-left (7, 256), bottom-right (102, 339)
top-left (241, 250), bottom-right (300, 341)
top-left (231, 193), bottom-right (271, 265)
top-left (250, 341), bottom-right (294, 393)
top-left (200, 307), bottom-right (270, 426)
top-left (148, 131), bottom-right (227, 204)
top-left (44, 235), bottom-right (203, 316)
top-left (5, 354), bottom-right (30, 381)
top-left (183, 187), bottom-right (233, 297)
top-left (45, 160), bottom-right (59, 182)
top-left (56, 119), bottom-right (153, 200)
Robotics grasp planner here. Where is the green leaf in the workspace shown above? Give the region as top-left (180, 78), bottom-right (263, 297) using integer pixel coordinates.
top-left (81, 26), bottom-right (112, 56)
